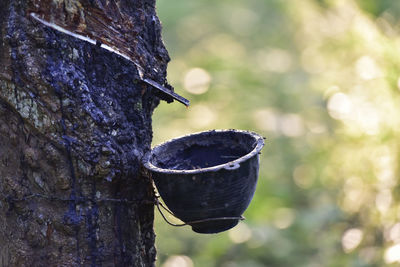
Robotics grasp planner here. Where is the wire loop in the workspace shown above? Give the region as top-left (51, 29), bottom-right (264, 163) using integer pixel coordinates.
top-left (155, 197), bottom-right (245, 227)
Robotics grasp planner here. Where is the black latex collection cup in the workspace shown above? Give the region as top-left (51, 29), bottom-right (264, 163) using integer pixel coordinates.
top-left (143, 129), bottom-right (265, 234)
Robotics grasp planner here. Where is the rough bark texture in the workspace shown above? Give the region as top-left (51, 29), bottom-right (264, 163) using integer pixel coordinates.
top-left (0, 0), bottom-right (169, 266)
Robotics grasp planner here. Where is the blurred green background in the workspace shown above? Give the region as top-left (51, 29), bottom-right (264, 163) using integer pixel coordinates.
top-left (152, 0), bottom-right (400, 266)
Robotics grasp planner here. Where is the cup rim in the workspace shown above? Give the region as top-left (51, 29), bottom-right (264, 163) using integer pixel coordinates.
top-left (143, 129), bottom-right (265, 175)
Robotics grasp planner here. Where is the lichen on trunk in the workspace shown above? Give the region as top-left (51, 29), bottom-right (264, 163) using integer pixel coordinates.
top-left (0, 0), bottom-right (170, 266)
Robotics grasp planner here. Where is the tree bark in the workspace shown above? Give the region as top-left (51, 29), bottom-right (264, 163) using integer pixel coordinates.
top-left (0, 0), bottom-right (169, 266)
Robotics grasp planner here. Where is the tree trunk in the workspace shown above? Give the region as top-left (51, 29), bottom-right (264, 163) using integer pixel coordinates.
top-left (0, 0), bottom-right (169, 266)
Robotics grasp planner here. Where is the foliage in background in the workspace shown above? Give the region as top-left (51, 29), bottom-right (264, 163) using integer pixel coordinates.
top-left (152, 0), bottom-right (400, 266)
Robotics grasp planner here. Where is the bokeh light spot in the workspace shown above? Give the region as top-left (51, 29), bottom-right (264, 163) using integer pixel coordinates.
top-left (355, 56), bottom-right (381, 80)
top-left (183, 68), bottom-right (211, 95)
top-left (228, 222), bottom-right (252, 244)
top-left (384, 244), bottom-right (400, 264)
top-left (389, 223), bottom-right (400, 243)
top-left (342, 228), bottom-right (363, 253)
top-left (273, 208), bottom-right (295, 229)
top-left (341, 176), bottom-right (365, 213)
top-left (375, 189), bottom-right (392, 214)
top-left (252, 109), bottom-right (279, 133)
top-left (162, 255), bottom-right (194, 267)
top-left (327, 92), bottom-right (352, 120)
top-left (187, 104), bottom-right (216, 129)
top-left (280, 113), bottom-right (305, 137)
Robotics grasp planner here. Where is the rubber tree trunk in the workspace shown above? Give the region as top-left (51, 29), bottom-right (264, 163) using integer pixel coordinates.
top-left (0, 0), bottom-right (170, 266)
